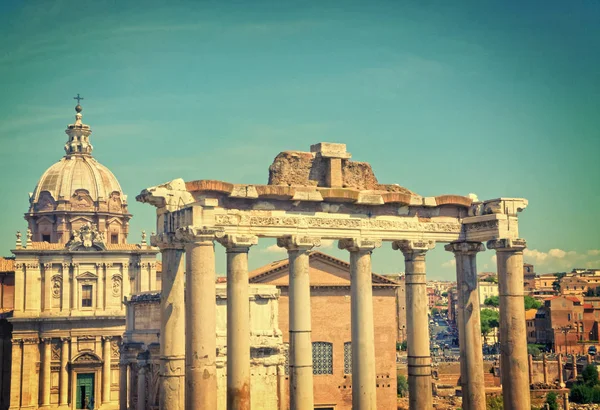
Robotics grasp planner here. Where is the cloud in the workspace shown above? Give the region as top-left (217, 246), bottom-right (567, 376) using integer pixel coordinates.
top-left (467, 193), bottom-right (479, 202)
top-left (321, 239), bottom-right (335, 249)
top-left (264, 244), bottom-right (286, 254)
top-left (442, 259), bottom-right (456, 268)
top-left (523, 248), bottom-right (600, 271)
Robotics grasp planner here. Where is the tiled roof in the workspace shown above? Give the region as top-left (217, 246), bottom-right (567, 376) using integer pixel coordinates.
top-left (249, 251), bottom-right (398, 286)
top-left (27, 242), bottom-right (64, 250)
top-left (0, 257), bottom-right (15, 272)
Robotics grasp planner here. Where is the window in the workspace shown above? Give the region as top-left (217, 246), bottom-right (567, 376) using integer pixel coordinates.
top-left (111, 234), bottom-right (118, 244)
top-left (568, 313), bottom-right (572, 321)
top-left (81, 285), bottom-right (93, 307)
top-left (344, 342), bottom-right (352, 374)
top-left (312, 342), bottom-right (333, 375)
top-left (42, 234), bottom-right (51, 242)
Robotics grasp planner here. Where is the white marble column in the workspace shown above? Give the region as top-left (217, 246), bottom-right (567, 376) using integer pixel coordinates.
top-left (487, 238), bottom-right (531, 410)
top-left (102, 336), bottom-right (112, 404)
top-left (393, 240), bottom-right (435, 410)
top-left (217, 234), bottom-right (258, 410)
top-left (277, 235), bottom-right (320, 410)
top-left (59, 337), bottom-right (70, 406)
top-left (177, 226), bottom-right (222, 410)
top-left (445, 241), bottom-right (486, 410)
top-left (9, 338), bottom-right (22, 410)
top-left (339, 238), bottom-right (381, 409)
top-left (153, 233), bottom-right (186, 410)
top-left (41, 338), bottom-right (51, 407)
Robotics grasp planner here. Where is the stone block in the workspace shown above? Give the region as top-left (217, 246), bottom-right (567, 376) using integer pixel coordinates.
top-left (310, 142), bottom-right (352, 159)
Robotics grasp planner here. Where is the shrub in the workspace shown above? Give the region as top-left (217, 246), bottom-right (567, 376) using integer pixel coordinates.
top-left (570, 384), bottom-right (594, 403)
top-left (487, 395), bottom-right (503, 410)
top-left (582, 364), bottom-right (599, 387)
top-left (397, 375), bottom-right (408, 397)
top-left (545, 391), bottom-right (558, 410)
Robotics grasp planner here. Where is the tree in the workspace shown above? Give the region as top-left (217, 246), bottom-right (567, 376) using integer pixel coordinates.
top-left (582, 364), bottom-right (599, 387)
top-left (524, 296), bottom-right (542, 310)
top-left (431, 308), bottom-right (440, 315)
top-left (397, 375), bottom-right (408, 397)
top-left (441, 291), bottom-right (448, 297)
top-left (484, 296), bottom-right (500, 307)
top-left (527, 344), bottom-right (541, 356)
top-left (545, 392), bottom-right (559, 410)
top-left (483, 276), bottom-right (498, 283)
top-left (552, 272), bottom-right (567, 292)
top-left (480, 309), bottom-right (500, 345)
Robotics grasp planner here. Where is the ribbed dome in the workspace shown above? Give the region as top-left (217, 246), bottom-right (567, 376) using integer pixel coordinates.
top-left (31, 155), bottom-right (124, 204)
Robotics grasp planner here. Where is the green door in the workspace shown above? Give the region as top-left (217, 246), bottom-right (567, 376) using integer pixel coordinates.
top-left (76, 373), bottom-right (95, 409)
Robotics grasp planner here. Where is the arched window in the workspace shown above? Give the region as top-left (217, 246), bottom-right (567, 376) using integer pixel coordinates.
top-left (312, 342), bottom-right (333, 375)
top-left (344, 342), bottom-right (352, 374)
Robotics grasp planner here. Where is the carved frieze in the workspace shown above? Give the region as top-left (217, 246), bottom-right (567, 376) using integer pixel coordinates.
top-left (464, 220), bottom-right (500, 232)
top-left (338, 237), bottom-right (382, 252)
top-left (487, 238), bottom-right (527, 251)
top-left (444, 241), bottom-right (485, 254)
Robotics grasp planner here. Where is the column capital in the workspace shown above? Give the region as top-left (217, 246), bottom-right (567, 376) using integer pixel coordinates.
top-left (61, 337), bottom-right (71, 343)
top-left (102, 335), bottom-right (113, 342)
top-left (22, 337), bottom-right (40, 345)
top-left (338, 237), bottom-right (381, 252)
top-left (216, 234), bottom-right (258, 252)
top-left (41, 337), bottom-right (52, 344)
top-left (392, 239), bottom-right (435, 254)
top-left (487, 238), bottom-right (526, 252)
top-left (11, 338), bottom-right (23, 345)
top-left (175, 226), bottom-right (224, 244)
top-left (277, 235), bottom-right (321, 251)
top-left (151, 232), bottom-right (185, 250)
top-left (444, 241), bottom-right (485, 254)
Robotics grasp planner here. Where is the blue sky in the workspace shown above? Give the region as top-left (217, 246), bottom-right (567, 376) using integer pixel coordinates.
top-left (1, 1), bottom-right (599, 279)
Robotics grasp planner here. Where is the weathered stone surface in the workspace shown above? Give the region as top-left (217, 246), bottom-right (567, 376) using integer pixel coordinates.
top-left (186, 180), bottom-right (234, 194)
top-left (268, 148), bottom-right (413, 192)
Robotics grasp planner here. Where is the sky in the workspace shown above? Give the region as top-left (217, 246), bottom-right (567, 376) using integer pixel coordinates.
top-left (0, 0), bottom-right (599, 279)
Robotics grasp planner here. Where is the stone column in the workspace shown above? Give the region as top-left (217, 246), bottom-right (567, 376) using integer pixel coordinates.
top-left (153, 233), bottom-right (186, 410)
top-left (97, 263), bottom-right (105, 311)
top-left (119, 360), bottom-right (128, 410)
top-left (445, 241), bottom-right (487, 410)
top-left (102, 336), bottom-right (112, 404)
top-left (487, 238), bottom-right (531, 410)
top-left (60, 337), bottom-right (70, 406)
top-left (9, 338), bottom-right (22, 410)
top-left (41, 338), bottom-right (51, 407)
top-left (62, 263), bottom-right (71, 312)
top-left (339, 237), bottom-right (381, 409)
top-left (277, 235), bottom-right (321, 410)
top-left (528, 354), bottom-right (534, 384)
top-left (572, 355), bottom-right (578, 380)
top-left (543, 354), bottom-right (548, 384)
top-left (393, 239), bottom-right (435, 410)
top-left (177, 226), bottom-right (222, 410)
top-left (217, 234), bottom-right (259, 410)
top-left (558, 354), bottom-right (564, 385)
top-left (137, 364), bottom-right (147, 410)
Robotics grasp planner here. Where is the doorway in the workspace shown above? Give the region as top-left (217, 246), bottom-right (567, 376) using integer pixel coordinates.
top-left (76, 373), bottom-right (95, 409)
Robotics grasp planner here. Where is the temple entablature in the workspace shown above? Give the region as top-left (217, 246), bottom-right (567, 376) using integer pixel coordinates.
top-left (136, 143), bottom-right (527, 245)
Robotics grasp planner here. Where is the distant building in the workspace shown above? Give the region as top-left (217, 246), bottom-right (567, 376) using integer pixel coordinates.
top-left (478, 280), bottom-right (499, 306)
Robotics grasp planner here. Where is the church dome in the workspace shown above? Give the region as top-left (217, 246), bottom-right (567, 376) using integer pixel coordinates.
top-left (25, 100), bottom-right (131, 245)
top-left (31, 155), bottom-right (125, 207)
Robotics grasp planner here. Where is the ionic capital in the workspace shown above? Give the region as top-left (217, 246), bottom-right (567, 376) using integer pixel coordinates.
top-left (61, 337), bottom-right (71, 343)
top-left (487, 238), bottom-right (526, 252)
top-left (151, 232), bottom-right (185, 250)
top-left (444, 241), bottom-right (485, 255)
top-left (277, 235), bottom-right (321, 251)
top-left (392, 239), bottom-right (436, 254)
top-left (175, 226), bottom-right (224, 244)
top-left (102, 335), bottom-right (113, 342)
top-left (216, 234), bottom-right (258, 252)
top-left (22, 337), bottom-right (40, 345)
top-left (41, 337), bottom-right (52, 344)
top-left (338, 237), bottom-right (381, 253)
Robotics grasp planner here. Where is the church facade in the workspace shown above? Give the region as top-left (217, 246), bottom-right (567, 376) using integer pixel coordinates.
top-left (5, 102), bottom-right (159, 409)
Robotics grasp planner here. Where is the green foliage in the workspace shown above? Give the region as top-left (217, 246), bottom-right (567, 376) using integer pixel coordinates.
top-left (484, 296), bottom-right (500, 307)
top-left (524, 296), bottom-right (542, 310)
top-left (397, 375), bottom-right (408, 397)
top-left (545, 392), bottom-right (559, 410)
top-left (570, 384), bottom-right (594, 403)
top-left (431, 307), bottom-right (440, 315)
top-left (480, 308), bottom-right (500, 343)
top-left (441, 291), bottom-right (448, 297)
top-left (553, 272), bottom-right (567, 292)
top-left (527, 344), bottom-right (541, 356)
top-left (487, 395), bottom-right (503, 410)
top-left (399, 340), bottom-right (407, 351)
top-left (582, 364), bottom-right (599, 387)
top-left (483, 276), bottom-right (498, 283)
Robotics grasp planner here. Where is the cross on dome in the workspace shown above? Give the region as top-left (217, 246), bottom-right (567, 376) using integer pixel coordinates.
top-left (73, 93), bottom-right (84, 104)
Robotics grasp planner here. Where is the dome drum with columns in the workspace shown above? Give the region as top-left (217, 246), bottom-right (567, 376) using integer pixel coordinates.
top-left (26, 104), bottom-right (131, 244)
